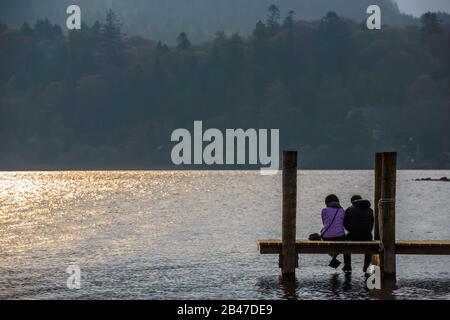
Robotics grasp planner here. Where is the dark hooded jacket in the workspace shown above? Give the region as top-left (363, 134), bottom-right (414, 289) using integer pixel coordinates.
top-left (344, 199), bottom-right (374, 241)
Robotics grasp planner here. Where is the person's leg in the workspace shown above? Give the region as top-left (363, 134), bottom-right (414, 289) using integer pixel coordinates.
top-left (343, 253), bottom-right (352, 272)
top-left (334, 235), bottom-right (347, 262)
top-left (343, 235), bottom-right (352, 272)
top-left (323, 236), bottom-right (343, 269)
top-left (363, 235), bottom-right (373, 272)
top-left (363, 254), bottom-right (371, 272)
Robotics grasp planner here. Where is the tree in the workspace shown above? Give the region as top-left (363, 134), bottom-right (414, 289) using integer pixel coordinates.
top-left (34, 19), bottom-right (55, 39)
top-left (319, 12), bottom-right (342, 35)
top-left (68, 22), bottom-right (97, 78)
top-left (318, 11), bottom-right (351, 73)
top-left (103, 10), bottom-right (122, 39)
top-left (281, 10), bottom-right (296, 80)
top-left (52, 24), bottom-right (63, 38)
top-left (208, 31), bottom-right (228, 66)
top-left (252, 20), bottom-right (269, 66)
top-left (155, 41), bottom-right (169, 56)
top-left (283, 10), bottom-right (296, 29)
top-left (177, 32), bottom-right (191, 50)
top-left (253, 21), bottom-right (267, 40)
top-left (91, 21), bottom-right (101, 35)
top-left (101, 9), bottom-right (124, 63)
top-left (421, 12), bottom-right (443, 39)
top-left (0, 21), bottom-right (7, 33)
top-left (213, 31), bottom-right (227, 48)
top-left (228, 33), bottom-right (245, 68)
top-left (20, 22), bottom-right (33, 36)
top-left (266, 4), bottom-right (280, 35)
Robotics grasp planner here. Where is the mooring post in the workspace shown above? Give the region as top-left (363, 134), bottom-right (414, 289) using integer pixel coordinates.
top-left (379, 152), bottom-right (397, 282)
top-left (280, 151), bottom-right (298, 279)
top-left (372, 152), bottom-right (383, 266)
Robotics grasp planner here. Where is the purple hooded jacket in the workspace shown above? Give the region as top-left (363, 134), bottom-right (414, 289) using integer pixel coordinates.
top-left (320, 201), bottom-right (345, 238)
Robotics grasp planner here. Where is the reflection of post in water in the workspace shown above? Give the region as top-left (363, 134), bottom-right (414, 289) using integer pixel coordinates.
top-left (330, 274), bottom-right (340, 294)
top-left (328, 273), bottom-right (352, 294)
top-left (278, 275), bottom-right (298, 300)
top-left (343, 273), bottom-right (352, 291)
top-left (368, 279), bottom-right (396, 300)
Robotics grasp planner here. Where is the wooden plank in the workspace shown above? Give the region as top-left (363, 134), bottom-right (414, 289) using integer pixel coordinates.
top-left (257, 240), bottom-right (450, 255)
top-left (258, 240), bottom-right (381, 254)
top-left (258, 240), bottom-right (283, 254)
top-left (396, 240), bottom-right (450, 255)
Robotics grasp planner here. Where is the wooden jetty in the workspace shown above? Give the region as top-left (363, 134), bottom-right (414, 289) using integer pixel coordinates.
top-left (257, 151), bottom-right (450, 282)
top-left (257, 240), bottom-right (450, 255)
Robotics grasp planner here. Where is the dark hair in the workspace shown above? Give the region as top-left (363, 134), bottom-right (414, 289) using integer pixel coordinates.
top-left (325, 194), bottom-right (339, 206)
top-left (351, 195), bottom-right (362, 204)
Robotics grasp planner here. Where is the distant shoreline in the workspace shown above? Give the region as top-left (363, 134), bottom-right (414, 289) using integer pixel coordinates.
top-left (1, 167), bottom-right (450, 172)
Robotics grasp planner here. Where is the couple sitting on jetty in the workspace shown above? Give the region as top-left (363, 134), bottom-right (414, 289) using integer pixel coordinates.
top-left (319, 194), bottom-right (374, 274)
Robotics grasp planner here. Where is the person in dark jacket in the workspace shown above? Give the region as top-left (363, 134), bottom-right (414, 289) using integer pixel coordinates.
top-left (344, 195), bottom-right (374, 273)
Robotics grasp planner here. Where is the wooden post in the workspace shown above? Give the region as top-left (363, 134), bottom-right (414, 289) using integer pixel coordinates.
top-left (379, 152), bottom-right (397, 282)
top-left (281, 151), bottom-right (298, 279)
top-left (372, 153), bottom-right (383, 266)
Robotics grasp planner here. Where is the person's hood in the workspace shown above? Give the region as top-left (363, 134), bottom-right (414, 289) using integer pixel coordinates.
top-left (353, 199), bottom-right (371, 209)
top-left (328, 201), bottom-right (342, 208)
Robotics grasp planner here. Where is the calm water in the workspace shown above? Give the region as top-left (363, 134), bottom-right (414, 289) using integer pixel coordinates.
top-left (0, 170), bottom-right (449, 300)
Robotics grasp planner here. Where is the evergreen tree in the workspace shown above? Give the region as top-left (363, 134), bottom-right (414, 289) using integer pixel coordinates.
top-left (213, 31), bottom-right (228, 48)
top-left (34, 19), bottom-right (55, 39)
top-left (91, 21), bottom-right (101, 35)
top-left (421, 12), bottom-right (443, 38)
top-left (101, 9), bottom-right (124, 63)
top-left (266, 4), bottom-right (281, 35)
top-left (228, 33), bottom-right (245, 68)
top-left (283, 10), bottom-right (296, 29)
top-left (253, 21), bottom-right (267, 41)
top-left (0, 20), bottom-right (7, 33)
top-left (177, 32), bottom-right (191, 50)
top-left (156, 41), bottom-right (169, 56)
top-left (20, 22), bottom-right (33, 36)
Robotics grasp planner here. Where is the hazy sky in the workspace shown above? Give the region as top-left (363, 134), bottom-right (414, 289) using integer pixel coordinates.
top-left (396, 0), bottom-right (450, 16)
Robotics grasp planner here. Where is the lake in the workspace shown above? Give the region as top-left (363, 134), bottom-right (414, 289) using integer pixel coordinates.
top-left (0, 170), bottom-right (449, 299)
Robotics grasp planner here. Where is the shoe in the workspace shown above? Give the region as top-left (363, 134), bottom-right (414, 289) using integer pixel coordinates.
top-left (329, 258), bottom-right (341, 269)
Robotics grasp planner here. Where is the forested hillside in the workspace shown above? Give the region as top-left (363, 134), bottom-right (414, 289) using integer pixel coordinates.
top-left (0, 7), bottom-right (449, 169)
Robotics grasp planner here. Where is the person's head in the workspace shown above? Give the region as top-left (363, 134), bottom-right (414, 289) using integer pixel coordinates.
top-left (325, 194), bottom-right (340, 207)
top-left (351, 195), bottom-right (362, 204)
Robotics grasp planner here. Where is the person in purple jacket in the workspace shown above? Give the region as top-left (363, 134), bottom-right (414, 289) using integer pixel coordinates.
top-left (321, 194), bottom-right (351, 272)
